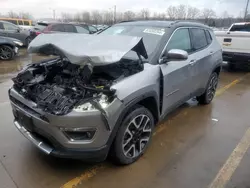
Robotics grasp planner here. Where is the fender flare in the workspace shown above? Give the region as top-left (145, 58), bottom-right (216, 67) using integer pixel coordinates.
top-left (106, 91), bottom-right (159, 149)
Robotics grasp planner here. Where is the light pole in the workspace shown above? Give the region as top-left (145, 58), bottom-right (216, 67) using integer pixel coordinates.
top-left (244, 0), bottom-right (250, 20)
top-left (49, 8), bottom-right (56, 20)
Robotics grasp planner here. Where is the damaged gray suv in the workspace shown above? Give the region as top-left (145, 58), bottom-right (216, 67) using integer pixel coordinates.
top-left (9, 21), bottom-right (222, 165)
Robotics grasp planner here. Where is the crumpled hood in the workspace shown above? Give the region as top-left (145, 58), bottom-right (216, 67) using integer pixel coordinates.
top-left (28, 33), bottom-right (148, 66)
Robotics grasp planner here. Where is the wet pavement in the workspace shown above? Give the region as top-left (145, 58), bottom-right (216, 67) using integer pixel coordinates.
top-left (0, 50), bottom-right (250, 188)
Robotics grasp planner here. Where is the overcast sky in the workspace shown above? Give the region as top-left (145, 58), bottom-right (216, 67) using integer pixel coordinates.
top-left (0, 0), bottom-right (248, 19)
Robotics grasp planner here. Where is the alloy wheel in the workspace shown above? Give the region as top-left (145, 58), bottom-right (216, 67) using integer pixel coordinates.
top-left (122, 114), bottom-right (152, 158)
top-left (206, 74), bottom-right (218, 102)
top-left (0, 46), bottom-right (12, 60)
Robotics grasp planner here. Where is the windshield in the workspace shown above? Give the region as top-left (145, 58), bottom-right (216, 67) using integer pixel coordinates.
top-left (99, 25), bottom-right (166, 59)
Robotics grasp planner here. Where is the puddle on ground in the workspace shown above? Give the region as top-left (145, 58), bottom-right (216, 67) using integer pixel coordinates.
top-left (0, 49), bottom-right (56, 82)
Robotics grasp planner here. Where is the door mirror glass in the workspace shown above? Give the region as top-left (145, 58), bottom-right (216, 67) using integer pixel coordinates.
top-left (167, 49), bottom-right (188, 61)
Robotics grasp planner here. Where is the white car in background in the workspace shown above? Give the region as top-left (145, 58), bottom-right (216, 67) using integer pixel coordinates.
top-left (215, 22), bottom-right (250, 69)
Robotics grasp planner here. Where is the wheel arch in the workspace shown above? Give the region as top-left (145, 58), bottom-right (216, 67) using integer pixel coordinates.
top-left (107, 91), bottom-right (159, 151)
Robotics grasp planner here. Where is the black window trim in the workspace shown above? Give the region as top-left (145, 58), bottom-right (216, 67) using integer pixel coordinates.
top-left (189, 28), bottom-right (212, 53)
top-left (159, 26), bottom-right (213, 61)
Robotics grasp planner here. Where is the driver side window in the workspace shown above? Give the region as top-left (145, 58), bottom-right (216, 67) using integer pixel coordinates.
top-left (166, 28), bottom-right (192, 53)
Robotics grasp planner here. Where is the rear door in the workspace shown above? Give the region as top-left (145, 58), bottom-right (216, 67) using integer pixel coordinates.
top-left (160, 28), bottom-right (194, 114)
top-left (189, 28), bottom-right (212, 94)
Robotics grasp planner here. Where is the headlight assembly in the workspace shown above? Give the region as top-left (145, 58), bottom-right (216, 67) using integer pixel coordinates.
top-left (13, 41), bottom-right (23, 46)
top-left (73, 94), bottom-right (111, 112)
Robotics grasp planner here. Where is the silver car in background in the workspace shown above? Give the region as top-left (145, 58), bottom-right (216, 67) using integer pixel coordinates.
top-left (9, 21), bottom-right (222, 165)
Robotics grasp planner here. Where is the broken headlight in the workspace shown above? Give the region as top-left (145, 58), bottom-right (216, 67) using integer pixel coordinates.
top-left (73, 94), bottom-right (111, 112)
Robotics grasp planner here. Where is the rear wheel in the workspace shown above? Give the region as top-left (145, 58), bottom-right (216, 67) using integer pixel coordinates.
top-left (112, 105), bottom-right (154, 165)
top-left (0, 45), bottom-right (15, 60)
top-left (197, 72), bottom-right (218, 105)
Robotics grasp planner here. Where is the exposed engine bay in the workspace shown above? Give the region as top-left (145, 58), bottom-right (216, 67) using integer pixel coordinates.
top-left (12, 57), bottom-right (143, 115)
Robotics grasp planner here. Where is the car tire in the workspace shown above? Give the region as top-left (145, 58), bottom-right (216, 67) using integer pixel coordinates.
top-left (0, 45), bottom-right (15, 60)
top-left (111, 105), bottom-right (154, 165)
top-left (197, 72), bottom-right (219, 105)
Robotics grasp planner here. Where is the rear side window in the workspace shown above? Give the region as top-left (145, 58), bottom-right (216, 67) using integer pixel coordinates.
top-left (167, 28), bottom-right (192, 53)
top-left (51, 24), bottom-right (65, 32)
top-left (24, 21), bottom-right (30, 26)
top-left (190, 28), bottom-right (208, 50)
top-left (205, 30), bottom-right (212, 45)
top-left (64, 24), bottom-right (76, 33)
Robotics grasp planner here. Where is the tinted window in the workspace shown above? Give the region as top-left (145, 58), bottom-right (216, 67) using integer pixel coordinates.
top-left (75, 26), bottom-right (89, 34)
top-left (3, 22), bottom-right (18, 31)
top-left (229, 24), bottom-right (250, 32)
top-left (51, 24), bottom-right (65, 32)
top-left (167, 28), bottom-right (192, 53)
top-left (0, 23), bottom-right (4, 29)
top-left (205, 30), bottom-right (212, 44)
top-left (64, 24), bottom-right (76, 32)
top-left (24, 21), bottom-right (30, 26)
top-left (190, 28), bottom-right (208, 50)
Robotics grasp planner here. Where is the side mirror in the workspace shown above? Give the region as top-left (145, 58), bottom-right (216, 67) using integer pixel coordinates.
top-left (160, 49), bottom-right (188, 64)
top-left (167, 49), bottom-right (188, 61)
top-left (16, 28), bottom-right (20, 33)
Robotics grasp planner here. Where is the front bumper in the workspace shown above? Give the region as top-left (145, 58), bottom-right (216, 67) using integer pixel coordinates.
top-left (9, 88), bottom-right (123, 160)
top-left (14, 121), bottom-right (109, 161)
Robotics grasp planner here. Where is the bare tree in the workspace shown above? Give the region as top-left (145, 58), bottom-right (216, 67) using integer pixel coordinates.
top-left (19, 12), bottom-right (33, 19)
top-left (201, 8), bottom-right (216, 25)
top-left (73, 13), bottom-right (82, 22)
top-left (8, 11), bottom-right (19, 18)
top-left (176, 5), bottom-right (187, 19)
top-left (123, 11), bottom-right (136, 21)
top-left (91, 10), bottom-right (102, 25)
top-left (167, 6), bottom-right (177, 19)
top-left (139, 9), bottom-right (150, 20)
top-left (81, 11), bottom-right (91, 23)
top-left (103, 11), bottom-right (113, 25)
top-left (61, 12), bottom-right (73, 22)
top-left (186, 6), bottom-right (200, 19)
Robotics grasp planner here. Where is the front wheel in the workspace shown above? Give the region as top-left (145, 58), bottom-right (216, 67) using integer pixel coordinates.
top-left (0, 45), bottom-right (15, 60)
top-left (197, 72), bottom-right (219, 105)
top-left (112, 105), bottom-right (154, 165)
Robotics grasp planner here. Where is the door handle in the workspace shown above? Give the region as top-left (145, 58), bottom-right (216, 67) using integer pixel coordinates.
top-left (189, 59), bottom-right (196, 66)
top-left (210, 51), bottom-right (214, 54)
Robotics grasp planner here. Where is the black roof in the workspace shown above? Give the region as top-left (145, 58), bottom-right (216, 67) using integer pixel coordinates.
top-left (116, 20), bottom-right (210, 30)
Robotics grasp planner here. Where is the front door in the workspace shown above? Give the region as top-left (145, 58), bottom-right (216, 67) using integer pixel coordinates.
top-left (0, 22), bottom-right (8, 37)
top-left (2, 22), bottom-right (23, 41)
top-left (160, 28), bottom-right (195, 115)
